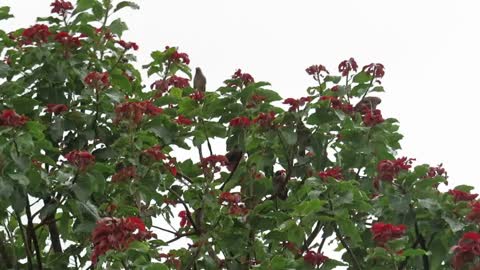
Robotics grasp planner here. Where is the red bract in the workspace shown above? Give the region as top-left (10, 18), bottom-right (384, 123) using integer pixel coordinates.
top-left (467, 201), bottom-right (480, 223)
top-left (65, 150), bottom-right (95, 171)
top-left (338, 57), bottom-right (358, 76)
top-left (0, 109), bottom-right (29, 127)
top-left (451, 232), bottom-right (480, 269)
top-left (91, 217), bottom-right (154, 265)
top-left (176, 115), bottom-right (193, 125)
top-left (231, 69), bottom-right (254, 86)
top-left (201, 155), bottom-right (229, 171)
top-left (305, 64), bottom-right (329, 82)
top-left (303, 250), bottom-right (328, 266)
top-left (283, 96), bottom-right (312, 112)
top-left (114, 101), bottom-right (163, 125)
top-left (229, 116), bottom-right (251, 127)
top-left (426, 164), bottom-right (447, 178)
top-left (228, 204), bottom-right (249, 216)
top-left (377, 157), bottom-right (414, 182)
top-left (363, 63), bottom-right (385, 78)
top-left (111, 166), bottom-right (137, 183)
top-left (371, 222), bottom-right (406, 246)
top-left (55, 31), bottom-right (81, 47)
top-left (46, 104), bottom-right (68, 114)
top-left (50, 0), bottom-right (73, 16)
top-left (318, 167), bottom-right (343, 181)
top-left (178, 210), bottom-right (191, 227)
top-left (362, 109), bottom-right (384, 126)
top-left (320, 96), bottom-right (353, 114)
top-left (253, 111), bottom-right (276, 128)
top-left (84, 71), bottom-right (110, 89)
top-left (448, 189), bottom-right (479, 202)
top-left (168, 48), bottom-right (190, 64)
top-left (168, 75), bottom-right (189, 88)
top-left (219, 192), bottom-right (242, 204)
top-left (143, 145), bottom-right (166, 161)
top-left (189, 90), bottom-right (205, 101)
top-left (282, 242), bottom-right (301, 255)
top-left (21, 24), bottom-right (51, 45)
top-left (118, 40), bottom-right (139, 51)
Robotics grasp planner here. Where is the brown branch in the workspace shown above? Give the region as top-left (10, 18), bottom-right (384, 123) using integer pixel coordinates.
top-left (42, 197), bottom-right (62, 253)
top-left (166, 232), bottom-right (196, 244)
top-left (25, 197), bottom-right (43, 269)
top-left (168, 188), bottom-right (200, 233)
top-left (15, 211), bottom-right (33, 270)
top-left (0, 233), bottom-right (13, 268)
top-left (301, 221), bottom-right (323, 254)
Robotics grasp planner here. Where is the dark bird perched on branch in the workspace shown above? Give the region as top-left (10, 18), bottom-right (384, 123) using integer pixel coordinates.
top-left (272, 170), bottom-right (288, 200)
top-left (193, 67), bottom-right (206, 92)
top-left (354, 96), bottom-right (382, 112)
top-left (220, 145), bottom-right (244, 191)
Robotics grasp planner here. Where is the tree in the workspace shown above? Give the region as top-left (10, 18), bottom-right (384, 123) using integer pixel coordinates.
top-left (0, 1), bottom-right (479, 269)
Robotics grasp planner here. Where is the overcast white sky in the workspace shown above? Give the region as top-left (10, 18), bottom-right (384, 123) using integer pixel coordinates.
top-left (2, 0), bottom-right (480, 265)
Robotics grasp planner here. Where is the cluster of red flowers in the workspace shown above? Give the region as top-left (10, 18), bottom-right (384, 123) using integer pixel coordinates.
top-left (111, 166), bottom-right (137, 183)
top-left (305, 64), bottom-right (329, 81)
top-left (114, 100), bottom-right (163, 125)
top-left (65, 150), bottom-right (95, 171)
top-left (362, 109), bottom-right (384, 126)
top-left (176, 115), bottom-right (193, 126)
top-left (46, 104), bottom-right (68, 114)
top-left (371, 222), bottom-right (406, 246)
top-left (246, 94), bottom-right (266, 108)
top-left (50, 0), bottom-right (73, 16)
top-left (320, 96), bottom-right (354, 114)
top-left (178, 210), bottom-right (191, 228)
top-left (189, 90), bottom-right (205, 101)
top-left (21, 24), bottom-right (51, 45)
top-left (230, 69), bottom-right (254, 87)
top-left (451, 232), bottom-right (480, 269)
top-left (318, 167), bottom-right (343, 181)
top-left (228, 204), bottom-right (249, 216)
top-left (0, 109), bottom-right (29, 127)
top-left (118, 40), bottom-right (139, 51)
top-left (84, 71), bottom-right (110, 89)
top-left (338, 57), bottom-right (358, 76)
top-left (283, 96), bottom-right (313, 112)
top-left (91, 217), bottom-right (155, 265)
top-left (219, 192), bottom-right (241, 204)
top-left (201, 155), bottom-right (229, 172)
top-left (253, 111), bottom-right (276, 128)
top-left (158, 253), bottom-right (181, 270)
top-left (229, 116), bottom-right (251, 127)
top-left (363, 63), bottom-right (385, 78)
top-left (303, 250), bottom-right (329, 266)
top-left (143, 145), bottom-right (167, 161)
top-left (151, 75), bottom-right (189, 97)
top-left (282, 241), bottom-right (301, 255)
top-left (167, 47), bottom-right (190, 64)
top-left (448, 189), bottom-right (478, 202)
top-left (467, 201), bottom-right (480, 223)
top-left (55, 31), bottom-right (81, 47)
top-left (377, 157), bottom-right (414, 182)
top-left (426, 164), bottom-right (447, 178)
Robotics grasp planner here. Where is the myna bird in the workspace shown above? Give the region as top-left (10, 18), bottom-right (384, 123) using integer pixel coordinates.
top-left (193, 67), bottom-right (206, 92)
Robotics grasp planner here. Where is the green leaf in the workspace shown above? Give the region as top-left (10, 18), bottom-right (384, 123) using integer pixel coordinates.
top-left (293, 199), bottom-right (327, 216)
top-left (442, 215), bottom-right (464, 232)
top-left (75, 0), bottom-right (101, 12)
top-left (111, 73), bottom-right (132, 93)
top-left (280, 129), bottom-right (297, 145)
top-left (11, 97), bottom-right (39, 114)
top-left (402, 248), bottom-right (427, 257)
top-left (353, 71), bottom-right (372, 83)
top-left (9, 174), bottom-right (29, 186)
top-left (114, 1), bottom-right (140, 12)
top-left (128, 241), bottom-right (149, 252)
top-left (0, 6), bottom-right (13, 21)
top-left (0, 62), bottom-right (10, 78)
top-left (109, 18), bottom-right (128, 36)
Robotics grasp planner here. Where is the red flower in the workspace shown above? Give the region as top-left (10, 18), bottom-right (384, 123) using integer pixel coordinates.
top-left (143, 145), bottom-right (167, 161)
top-left (168, 75), bottom-right (189, 89)
top-left (303, 250), bottom-right (328, 266)
top-left (84, 71), bottom-right (110, 89)
top-left (318, 167), bottom-right (343, 181)
top-left (305, 64), bottom-right (329, 82)
top-left (46, 104), bottom-right (68, 114)
top-left (219, 192), bottom-right (242, 204)
top-left (55, 32), bottom-right (81, 47)
top-left (168, 48), bottom-right (190, 64)
top-left (377, 157), bottom-right (415, 182)
top-left (253, 111), bottom-right (276, 128)
top-left (282, 242), bottom-right (301, 255)
top-left (189, 90), bottom-right (205, 101)
top-left (230, 69), bottom-right (254, 86)
top-left (229, 116), bottom-right (251, 127)
top-left (111, 166), bottom-right (137, 183)
top-left (65, 150), bottom-right (95, 171)
top-left (201, 155), bottom-right (229, 172)
top-left (467, 201), bottom-right (480, 223)
top-left (176, 115), bottom-right (193, 125)
top-left (114, 101), bottom-right (163, 125)
top-left (178, 210), bottom-right (191, 227)
top-left (21, 24), bottom-right (51, 45)
top-left (50, 0), bottom-right (73, 16)
top-left (449, 189), bottom-right (479, 203)
top-left (363, 63), bottom-right (385, 78)
top-left (362, 109), bottom-right (384, 126)
top-left (451, 232), bottom-right (480, 269)
top-left (91, 217), bottom-right (154, 265)
top-left (228, 204), bottom-right (249, 216)
top-left (118, 40), bottom-right (139, 51)
top-left (426, 164), bottom-right (447, 178)
top-left (371, 222), bottom-right (406, 246)
top-left (338, 57), bottom-right (358, 76)
top-left (0, 109), bottom-right (29, 127)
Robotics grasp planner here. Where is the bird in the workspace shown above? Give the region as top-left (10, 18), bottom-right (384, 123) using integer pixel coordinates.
top-left (225, 145), bottom-right (243, 172)
top-left (193, 67), bottom-right (206, 92)
top-left (354, 96), bottom-right (382, 113)
top-left (272, 170), bottom-right (288, 200)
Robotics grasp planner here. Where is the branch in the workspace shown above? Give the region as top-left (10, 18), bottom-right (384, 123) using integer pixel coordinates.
top-left (15, 211), bottom-right (33, 270)
top-left (414, 221), bottom-right (430, 270)
top-left (333, 225), bottom-right (362, 270)
top-left (0, 234), bottom-right (13, 268)
top-left (166, 232), bottom-right (196, 244)
top-left (301, 221), bottom-right (323, 253)
top-left (168, 188), bottom-right (200, 233)
top-left (25, 197), bottom-right (43, 269)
